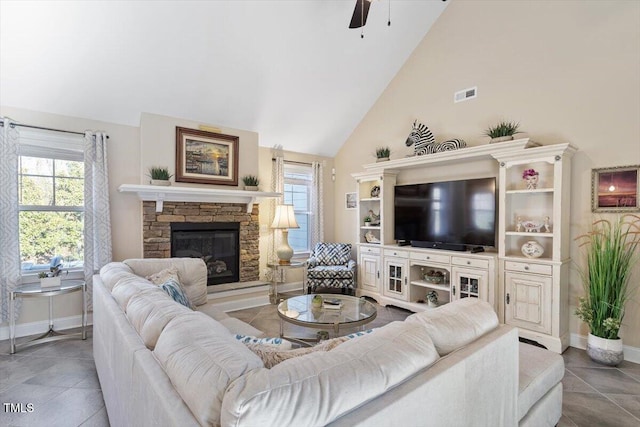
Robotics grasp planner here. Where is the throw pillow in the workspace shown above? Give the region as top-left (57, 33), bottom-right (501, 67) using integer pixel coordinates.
top-left (161, 278), bottom-right (194, 309)
top-left (234, 334), bottom-right (292, 350)
top-left (146, 267), bottom-right (181, 286)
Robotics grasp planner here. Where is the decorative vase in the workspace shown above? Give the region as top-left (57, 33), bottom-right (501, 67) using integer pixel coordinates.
top-left (524, 175), bottom-right (539, 190)
top-left (428, 300), bottom-right (438, 308)
top-left (364, 221), bottom-right (371, 227)
top-left (150, 179), bottom-right (171, 186)
top-left (490, 136), bottom-right (514, 143)
top-left (521, 240), bottom-right (544, 258)
top-left (312, 295), bottom-right (323, 308)
top-left (587, 333), bottom-right (623, 366)
top-left (244, 185), bottom-right (258, 191)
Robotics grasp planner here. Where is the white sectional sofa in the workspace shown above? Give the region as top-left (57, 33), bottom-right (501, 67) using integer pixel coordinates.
top-left (93, 258), bottom-right (563, 427)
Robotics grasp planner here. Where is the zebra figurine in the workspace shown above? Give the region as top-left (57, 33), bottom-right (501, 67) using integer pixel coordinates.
top-left (405, 120), bottom-right (467, 155)
top-left (405, 120), bottom-right (435, 156)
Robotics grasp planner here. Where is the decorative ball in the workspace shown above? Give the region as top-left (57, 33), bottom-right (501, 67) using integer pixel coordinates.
top-left (521, 240), bottom-right (544, 258)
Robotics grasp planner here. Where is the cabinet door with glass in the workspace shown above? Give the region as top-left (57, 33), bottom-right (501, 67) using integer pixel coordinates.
top-left (382, 257), bottom-right (409, 301)
top-left (451, 267), bottom-right (488, 301)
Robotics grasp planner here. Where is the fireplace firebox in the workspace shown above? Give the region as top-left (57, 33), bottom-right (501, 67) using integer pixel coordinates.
top-left (170, 222), bottom-right (240, 285)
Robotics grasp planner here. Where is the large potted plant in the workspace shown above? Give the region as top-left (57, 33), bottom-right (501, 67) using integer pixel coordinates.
top-left (575, 214), bottom-right (640, 365)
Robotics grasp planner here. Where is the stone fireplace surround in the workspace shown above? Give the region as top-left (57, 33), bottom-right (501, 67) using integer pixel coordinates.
top-left (142, 201), bottom-right (260, 284)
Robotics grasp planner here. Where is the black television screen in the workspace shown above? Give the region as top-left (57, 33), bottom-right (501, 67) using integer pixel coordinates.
top-left (394, 177), bottom-right (496, 249)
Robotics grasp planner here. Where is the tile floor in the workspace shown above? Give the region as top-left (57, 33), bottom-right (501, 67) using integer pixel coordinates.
top-left (0, 296), bottom-right (638, 426)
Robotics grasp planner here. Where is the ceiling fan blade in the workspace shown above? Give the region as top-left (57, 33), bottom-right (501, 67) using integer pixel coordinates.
top-left (349, 0), bottom-right (372, 29)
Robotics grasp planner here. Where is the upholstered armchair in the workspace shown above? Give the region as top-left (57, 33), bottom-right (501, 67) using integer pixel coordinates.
top-left (306, 243), bottom-right (356, 295)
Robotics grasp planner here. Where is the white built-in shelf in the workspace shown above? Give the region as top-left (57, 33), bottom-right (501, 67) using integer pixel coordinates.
top-left (118, 184), bottom-right (281, 213)
top-left (506, 188), bottom-right (554, 194)
top-left (410, 281), bottom-right (450, 291)
top-left (360, 138), bottom-right (539, 172)
top-left (361, 226), bottom-right (381, 230)
top-left (506, 232), bottom-right (553, 237)
top-left (360, 197), bottom-right (381, 202)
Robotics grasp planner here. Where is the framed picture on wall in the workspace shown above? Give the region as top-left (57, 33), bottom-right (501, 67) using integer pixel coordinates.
top-left (175, 126), bottom-right (239, 186)
top-left (345, 192), bottom-right (357, 210)
top-left (591, 165), bottom-right (639, 212)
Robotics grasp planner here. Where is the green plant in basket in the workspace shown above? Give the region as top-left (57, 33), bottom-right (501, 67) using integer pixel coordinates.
top-left (148, 167), bottom-right (173, 180)
top-left (375, 147), bottom-right (391, 159)
top-left (242, 175), bottom-right (260, 186)
top-left (574, 215), bottom-right (640, 339)
top-left (484, 121), bottom-right (521, 139)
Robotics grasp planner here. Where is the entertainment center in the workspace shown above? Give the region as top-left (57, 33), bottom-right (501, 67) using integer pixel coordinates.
top-left (352, 139), bottom-right (576, 352)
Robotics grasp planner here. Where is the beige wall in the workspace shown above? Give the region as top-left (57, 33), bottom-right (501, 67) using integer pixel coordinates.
top-left (334, 0), bottom-right (640, 347)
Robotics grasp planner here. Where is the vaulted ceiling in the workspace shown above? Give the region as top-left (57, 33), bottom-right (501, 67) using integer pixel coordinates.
top-left (0, 1), bottom-right (448, 156)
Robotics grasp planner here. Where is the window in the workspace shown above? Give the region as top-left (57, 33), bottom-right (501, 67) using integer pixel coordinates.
top-left (18, 131), bottom-right (85, 274)
top-left (283, 163), bottom-right (312, 255)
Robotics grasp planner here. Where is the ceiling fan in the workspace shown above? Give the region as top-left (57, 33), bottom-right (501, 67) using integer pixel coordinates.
top-left (348, 0), bottom-right (373, 29)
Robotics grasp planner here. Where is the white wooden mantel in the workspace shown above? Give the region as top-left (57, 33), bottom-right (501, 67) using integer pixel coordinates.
top-left (118, 184), bottom-right (281, 213)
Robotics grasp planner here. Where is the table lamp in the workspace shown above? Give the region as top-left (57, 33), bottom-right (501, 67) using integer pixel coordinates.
top-left (271, 204), bottom-right (299, 265)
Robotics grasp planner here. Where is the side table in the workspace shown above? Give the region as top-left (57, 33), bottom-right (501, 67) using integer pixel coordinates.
top-left (267, 261), bottom-right (306, 304)
top-left (10, 279), bottom-right (87, 354)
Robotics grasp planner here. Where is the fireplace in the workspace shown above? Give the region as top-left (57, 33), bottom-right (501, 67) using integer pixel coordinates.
top-left (170, 222), bottom-right (240, 285)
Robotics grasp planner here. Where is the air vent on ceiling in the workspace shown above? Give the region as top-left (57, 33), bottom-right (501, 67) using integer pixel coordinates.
top-left (454, 86), bottom-right (477, 103)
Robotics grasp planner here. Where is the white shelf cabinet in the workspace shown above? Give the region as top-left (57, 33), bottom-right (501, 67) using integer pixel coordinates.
top-left (493, 143), bottom-right (576, 353)
top-left (352, 171), bottom-right (397, 246)
top-left (358, 246), bottom-right (381, 293)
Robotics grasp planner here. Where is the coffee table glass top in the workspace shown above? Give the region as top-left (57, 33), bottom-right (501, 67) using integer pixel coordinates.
top-left (278, 294), bottom-right (377, 327)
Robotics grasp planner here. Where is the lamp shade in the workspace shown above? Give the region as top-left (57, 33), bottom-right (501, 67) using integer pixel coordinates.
top-left (271, 204), bottom-right (299, 229)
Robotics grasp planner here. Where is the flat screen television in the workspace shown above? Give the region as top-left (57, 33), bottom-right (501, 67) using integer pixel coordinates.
top-left (394, 177), bottom-right (496, 250)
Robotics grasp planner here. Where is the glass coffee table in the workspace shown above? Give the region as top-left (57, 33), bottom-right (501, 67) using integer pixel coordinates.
top-left (277, 294), bottom-right (377, 346)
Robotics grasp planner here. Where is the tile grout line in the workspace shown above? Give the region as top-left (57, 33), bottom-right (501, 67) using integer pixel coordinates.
top-left (566, 367), bottom-right (640, 423)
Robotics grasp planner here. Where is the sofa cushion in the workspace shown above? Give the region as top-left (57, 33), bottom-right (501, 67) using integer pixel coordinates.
top-left (234, 334), bottom-right (292, 349)
top-left (518, 343), bottom-right (565, 421)
top-left (99, 262), bottom-right (134, 291)
top-left (153, 312), bottom-right (264, 427)
top-left (111, 277), bottom-right (163, 311)
top-left (221, 321), bottom-right (439, 426)
top-left (160, 278), bottom-right (194, 309)
top-left (307, 265), bottom-right (355, 279)
top-left (124, 258), bottom-right (208, 306)
top-left (406, 298), bottom-right (498, 356)
top-left (125, 292), bottom-right (192, 350)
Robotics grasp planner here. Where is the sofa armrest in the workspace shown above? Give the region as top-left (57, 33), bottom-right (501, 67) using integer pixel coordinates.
top-left (306, 257), bottom-right (320, 268)
top-left (346, 259), bottom-right (356, 270)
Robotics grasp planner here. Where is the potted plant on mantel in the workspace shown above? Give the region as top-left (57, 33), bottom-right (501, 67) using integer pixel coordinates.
top-left (375, 147), bottom-right (391, 162)
top-left (484, 120), bottom-right (522, 143)
top-left (148, 167), bottom-right (173, 186)
top-left (575, 214), bottom-right (640, 366)
top-left (242, 175), bottom-right (259, 191)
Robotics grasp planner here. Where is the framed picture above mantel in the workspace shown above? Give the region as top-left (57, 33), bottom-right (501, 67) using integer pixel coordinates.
top-left (175, 126), bottom-right (239, 186)
top-left (591, 165), bottom-right (639, 213)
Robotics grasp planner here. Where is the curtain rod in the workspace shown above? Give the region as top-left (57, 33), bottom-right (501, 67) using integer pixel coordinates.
top-left (3, 122), bottom-right (110, 139)
top-left (272, 158), bottom-right (312, 166)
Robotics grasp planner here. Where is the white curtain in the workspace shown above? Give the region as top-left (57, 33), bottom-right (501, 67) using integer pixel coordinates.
top-left (267, 148), bottom-right (285, 282)
top-left (84, 131), bottom-right (112, 310)
top-left (311, 161), bottom-right (324, 247)
top-left (0, 119), bottom-right (21, 321)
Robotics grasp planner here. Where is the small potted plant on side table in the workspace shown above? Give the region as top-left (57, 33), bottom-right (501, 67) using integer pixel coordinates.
top-left (39, 264), bottom-right (64, 288)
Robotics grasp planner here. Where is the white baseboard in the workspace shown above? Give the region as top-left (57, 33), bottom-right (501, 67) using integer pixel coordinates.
top-left (570, 333), bottom-right (640, 364)
top-left (0, 314), bottom-right (93, 341)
